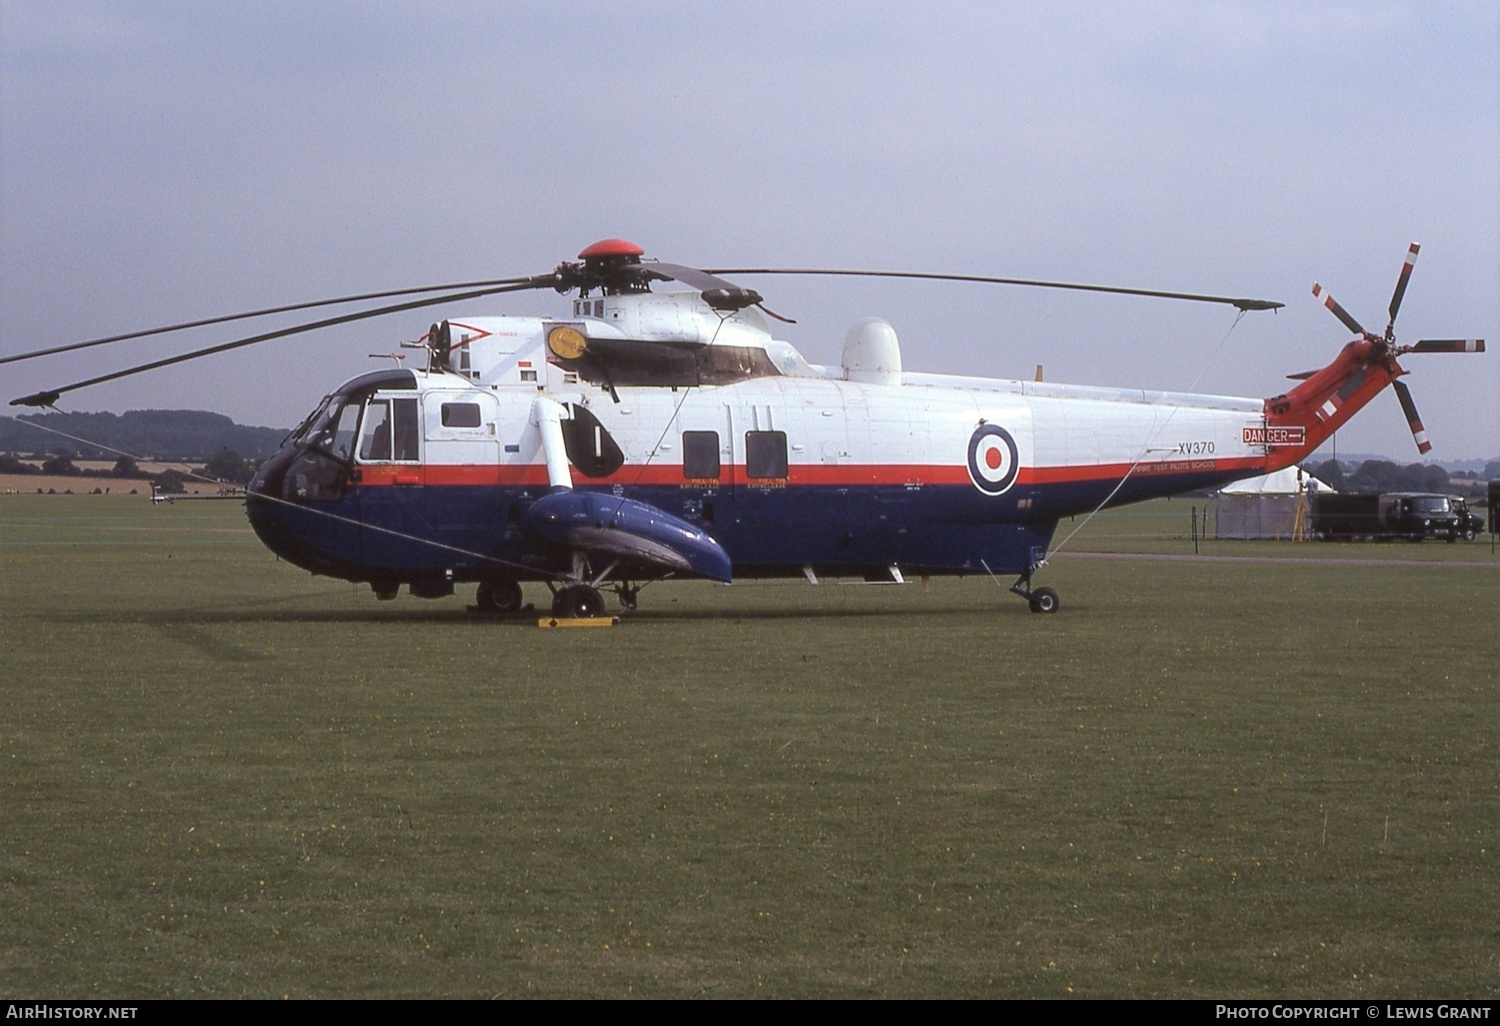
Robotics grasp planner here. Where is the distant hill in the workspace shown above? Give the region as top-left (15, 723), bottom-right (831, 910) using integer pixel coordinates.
top-left (0, 410), bottom-right (288, 460)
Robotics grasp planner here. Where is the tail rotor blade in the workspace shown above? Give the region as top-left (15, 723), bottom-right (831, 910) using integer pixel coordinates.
top-left (1409, 338), bottom-right (1485, 354)
top-left (1385, 242), bottom-right (1420, 337)
top-left (1392, 379), bottom-right (1432, 454)
top-left (1311, 283), bottom-right (1367, 336)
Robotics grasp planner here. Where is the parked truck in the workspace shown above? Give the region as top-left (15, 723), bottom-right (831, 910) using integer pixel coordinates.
top-left (1311, 492), bottom-right (1482, 542)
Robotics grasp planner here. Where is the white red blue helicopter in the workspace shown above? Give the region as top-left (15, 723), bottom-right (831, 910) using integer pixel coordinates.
top-left (8, 240), bottom-right (1483, 615)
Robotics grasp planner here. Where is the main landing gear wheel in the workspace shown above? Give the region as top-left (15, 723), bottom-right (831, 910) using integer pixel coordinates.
top-left (553, 584), bottom-right (606, 619)
top-left (475, 579), bottom-right (524, 614)
top-left (1028, 587), bottom-right (1060, 615)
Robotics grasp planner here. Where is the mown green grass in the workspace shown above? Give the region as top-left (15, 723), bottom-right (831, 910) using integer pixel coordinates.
top-left (1, 496), bottom-right (1496, 998)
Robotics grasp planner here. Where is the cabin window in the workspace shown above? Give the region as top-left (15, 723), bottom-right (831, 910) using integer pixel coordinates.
top-left (682, 431), bottom-right (720, 479)
top-left (745, 430), bottom-right (788, 479)
top-left (359, 397), bottom-right (419, 462)
top-left (441, 402), bottom-right (482, 428)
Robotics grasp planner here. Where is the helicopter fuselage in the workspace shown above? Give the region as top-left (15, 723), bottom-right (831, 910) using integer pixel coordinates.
top-left (245, 291), bottom-right (1306, 603)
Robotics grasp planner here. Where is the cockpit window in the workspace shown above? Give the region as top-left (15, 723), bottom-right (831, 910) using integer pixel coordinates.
top-left (328, 403), bottom-right (361, 460)
top-left (287, 371), bottom-right (417, 453)
top-left (359, 397), bottom-right (420, 462)
top-left (289, 397), bottom-right (361, 461)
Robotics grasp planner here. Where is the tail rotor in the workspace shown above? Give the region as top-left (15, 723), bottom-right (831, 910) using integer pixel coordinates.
top-left (1310, 243), bottom-right (1484, 455)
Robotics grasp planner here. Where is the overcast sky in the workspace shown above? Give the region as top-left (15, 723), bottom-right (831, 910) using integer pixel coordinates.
top-left (3, 1), bottom-right (1496, 460)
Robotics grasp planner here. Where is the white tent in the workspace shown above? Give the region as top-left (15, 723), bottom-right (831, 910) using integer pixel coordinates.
top-left (1216, 466), bottom-right (1334, 539)
top-left (1220, 466), bottom-right (1334, 496)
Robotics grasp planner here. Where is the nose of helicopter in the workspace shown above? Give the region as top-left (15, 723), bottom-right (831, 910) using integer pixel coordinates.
top-left (241, 446), bottom-right (327, 572)
top-left (245, 444), bottom-right (291, 506)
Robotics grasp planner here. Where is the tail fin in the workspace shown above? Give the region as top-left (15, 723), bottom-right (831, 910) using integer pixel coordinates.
top-left (1261, 339), bottom-right (1399, 471)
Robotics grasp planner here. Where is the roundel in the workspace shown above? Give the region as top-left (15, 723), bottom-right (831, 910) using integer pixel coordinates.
top-left (966, 424), bottom-right (1019, 496)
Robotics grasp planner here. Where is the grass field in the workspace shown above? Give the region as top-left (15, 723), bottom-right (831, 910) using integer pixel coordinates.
top-left (1, 495), bottom-right (1496, 998)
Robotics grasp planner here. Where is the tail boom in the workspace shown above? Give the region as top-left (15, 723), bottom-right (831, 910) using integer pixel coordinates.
top-left (1261, 339), bottom-right (1400, 471)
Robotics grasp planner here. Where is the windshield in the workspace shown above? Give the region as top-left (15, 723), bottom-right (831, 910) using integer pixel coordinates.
top-left (288, 395), bottom-right (361, 461)
top-left (1408, 496), bottom-right (1451, 514)
top-left (286, 395), bottom-right (334, 447)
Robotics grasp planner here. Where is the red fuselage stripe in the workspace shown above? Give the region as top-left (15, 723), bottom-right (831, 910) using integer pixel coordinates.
top-left (355, 457), bottom-right (1266, 489)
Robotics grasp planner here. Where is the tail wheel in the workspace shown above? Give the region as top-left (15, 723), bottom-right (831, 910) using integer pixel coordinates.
top-left (1028, 587), bottom-right (1060, 615)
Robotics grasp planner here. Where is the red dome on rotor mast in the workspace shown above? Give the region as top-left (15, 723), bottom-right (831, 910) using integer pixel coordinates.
top-left (578, 238), bottom-right (645, 260)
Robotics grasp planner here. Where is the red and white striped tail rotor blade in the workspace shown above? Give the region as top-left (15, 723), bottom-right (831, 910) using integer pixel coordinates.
top-left (1410, 338), bottom-right (1485, 354)
top-left (1386, 242), bottom-right (1420, 335)
top-left (1311, 282), bottom-right (1368, 336)
top-left (1392, 380), bottom-right (1432, 454)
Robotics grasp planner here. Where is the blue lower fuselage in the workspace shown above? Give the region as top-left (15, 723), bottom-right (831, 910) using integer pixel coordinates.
top-left (246, 444), bottom-right (1233, 587)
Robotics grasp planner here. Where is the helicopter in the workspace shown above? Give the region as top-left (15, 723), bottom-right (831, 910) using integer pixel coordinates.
top-left (7, 239), bottom-right (1483, 616)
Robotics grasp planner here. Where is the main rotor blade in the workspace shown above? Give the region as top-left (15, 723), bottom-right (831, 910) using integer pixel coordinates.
top-left (1409, 338), bottom-right (1485, 353)
top-left (9, 281), bottom-right (543, 408)
top-left (704, 267), bottom-right (1284, 312)
top-left (1392, 379), bottom-right (1432, 455)
top-left (1311, 282), bottom-right (1368, 336)
top-left (1386, 242), bottom-right (1420, 336)
top-left (640, 262), bottom-right (764, 311)
top-left (0, 275), bottom-right (550, 368)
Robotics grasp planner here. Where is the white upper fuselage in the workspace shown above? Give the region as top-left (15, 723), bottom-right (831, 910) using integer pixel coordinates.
top-left (385, 287), bottom-right (1271, 509)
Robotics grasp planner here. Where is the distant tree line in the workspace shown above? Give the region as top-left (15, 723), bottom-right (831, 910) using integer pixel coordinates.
top-left (1, 447), bottom-right (259, 495)
top-left (1307, 458), bottom-right (1486, 498)
top-left (0, 409), bottom-right (286, 461)
top-left (1, 452), bottom-right (146, 478)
